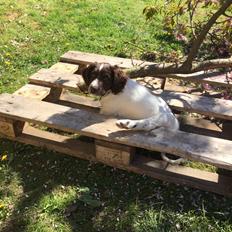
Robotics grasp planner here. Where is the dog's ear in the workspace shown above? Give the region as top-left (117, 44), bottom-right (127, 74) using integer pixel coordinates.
top-left (82, 63), bottom-right (97, 85)
top-left (111, 65), bottom-right (128, 94)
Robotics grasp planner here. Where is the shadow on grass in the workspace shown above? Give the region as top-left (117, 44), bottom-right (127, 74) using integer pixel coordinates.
top-left (0, 138), bottom-right (232, 232)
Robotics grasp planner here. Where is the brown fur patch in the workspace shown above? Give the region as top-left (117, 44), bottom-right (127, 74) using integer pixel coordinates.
top-left (82, 63), bottom-right (128, 96)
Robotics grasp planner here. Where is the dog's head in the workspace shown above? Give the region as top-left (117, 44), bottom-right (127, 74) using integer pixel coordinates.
top-left (82, 63), bottom-right (128, 96)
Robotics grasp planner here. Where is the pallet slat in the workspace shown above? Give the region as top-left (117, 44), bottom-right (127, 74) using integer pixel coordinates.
top-left (60, 50), bottom-right (152, 69)
top-left (161, 91), bottom-right (232, 120)
top-left (29, 69), bottom-right (232, 120)
top-left (0, 93), bottom-right (232, 170)
top-left (13, 84), bottom-right (50, 100)
top-left (49, 62), bottom-right (79, 73)
top-left (60, 51), bottom-right (231, 87)
top-left (29, 69), bottom-right (84, 91)
top-left (130, 156), bottom-right (232, 196)
top-left (4, 125), bottom-right (95, 160)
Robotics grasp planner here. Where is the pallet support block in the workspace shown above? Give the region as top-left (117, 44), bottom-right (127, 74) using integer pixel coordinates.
top-left (44, 87), bottom-right (65, 102)
top-left (0, 116), bottom-right (25, 137)
top-left (95, 140), bottom-right (135, 166)
top-left (222, 120), bottom-right (232, 140)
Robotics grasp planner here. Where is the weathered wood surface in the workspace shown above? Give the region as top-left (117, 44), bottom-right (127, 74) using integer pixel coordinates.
top-left (13, 84), bottom-right (50, 100)
top-left (160, 91), bottom-right (232, 120)
top-left (29, 69), bottom-right (232, 120)
top-left (29, 69), bottom-right (85, 91)
top-left (179, 116), bottom-right (222, 138)
top-left (60, 51), bottom-right (231, 87)
top-left (130, 156), bottom-right (232, 197)
top-left (4, 125), bottom-right (95, 160)
top-left (0, 93), bottom-right (232, 170)
top-left (60, 50), bottom-right (152, 69)
top-left (61, 92), bottom-right (100, 111)
top-left (95, 140), bottom-right (135, 165)
top-left (49, 62), bottom-right (79, 73)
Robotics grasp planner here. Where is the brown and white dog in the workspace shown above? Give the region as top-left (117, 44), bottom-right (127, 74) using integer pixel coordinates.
top-left (82, 62), bottom-right (184, 164)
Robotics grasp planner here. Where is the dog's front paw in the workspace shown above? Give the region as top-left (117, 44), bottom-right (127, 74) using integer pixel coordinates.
top-left (116, 119), bottom-right (137, 129)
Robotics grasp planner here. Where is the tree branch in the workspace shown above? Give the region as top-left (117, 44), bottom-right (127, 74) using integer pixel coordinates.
top-left (127, 57), bottom-right (232, 77)
top-left (128, 62), bottom-right (184, 78)
top-left (192, 56), bottom-right (232, 72)
top-left (181, 0), bottom-right (232, 71)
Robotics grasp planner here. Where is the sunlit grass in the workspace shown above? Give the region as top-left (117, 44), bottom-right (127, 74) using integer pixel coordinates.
top-left (0, 0), bottom-right (181, 93)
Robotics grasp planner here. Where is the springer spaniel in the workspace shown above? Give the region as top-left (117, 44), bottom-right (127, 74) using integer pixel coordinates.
top-left (82, 63), bottom-right (184, 164)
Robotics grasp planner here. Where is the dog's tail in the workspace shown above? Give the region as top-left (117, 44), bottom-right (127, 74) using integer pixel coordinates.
top-left (161, 152), bottom-right (186, 165)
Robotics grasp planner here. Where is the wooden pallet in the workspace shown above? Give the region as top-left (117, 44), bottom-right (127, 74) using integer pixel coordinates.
top-left (1, 51), bottom-right (232, 197)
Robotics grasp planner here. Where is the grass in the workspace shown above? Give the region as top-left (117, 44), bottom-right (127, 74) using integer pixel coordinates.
top-left (0, 0), bottom-right (181, 93)
top-left (0, 0), bottom-right (232, 231)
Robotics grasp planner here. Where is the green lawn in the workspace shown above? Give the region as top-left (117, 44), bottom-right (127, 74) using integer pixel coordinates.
top-left (0, 0), bottom-right (232, 231)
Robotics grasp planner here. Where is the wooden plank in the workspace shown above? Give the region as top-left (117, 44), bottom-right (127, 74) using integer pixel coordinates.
top-left (29, 69), bottom-right (85, 92)
top-left (0, 93), bottom-right (232, 170)
top-left (160, 91), bottom-right (232, 120)
top-left (49, 62), bottom-right (79, 73)
top-left (179, 116), bottom-right (222, 138)
top-left (61, 92), bottom-right (100, 111)
top-left (129, 156), bottom-right (232, 197)
top-left (60, 50), bottom-right (152, 69)
top-left (60, 51), bottom-right (231, 87)
top-left (95, 140), bottom-right (135, 165)
top-left (3, 125), bottom-right (95, 160)
top-left (29, 69), bottom-right (232, 120)
top-left (13, 84), bottom-right (50, 100)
